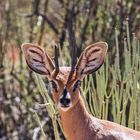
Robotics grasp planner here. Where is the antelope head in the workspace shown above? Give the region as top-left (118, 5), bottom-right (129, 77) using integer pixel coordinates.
top-left (22, 42), bottom-right (108, 112)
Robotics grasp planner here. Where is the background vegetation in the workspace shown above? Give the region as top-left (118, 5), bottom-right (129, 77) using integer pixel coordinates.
top-left (0, 0), bottom-right (140, 139)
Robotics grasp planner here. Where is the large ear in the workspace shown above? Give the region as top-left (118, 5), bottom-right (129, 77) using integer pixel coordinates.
top-left (76, 42), bottom-right (108, 75)
top-left (21, 43), bottom-right (54, 75)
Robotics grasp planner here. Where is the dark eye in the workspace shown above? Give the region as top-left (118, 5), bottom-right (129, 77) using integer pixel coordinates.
top-left (50, 80), bottom-right (57, 92)
top-left (73, 80), bottom-right (81, 92)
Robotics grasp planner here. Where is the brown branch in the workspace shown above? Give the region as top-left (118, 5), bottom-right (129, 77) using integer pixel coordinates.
top-left (19, 0), bottom-right (59, 35)
top-left (39, 13), bottom-right (59, 34)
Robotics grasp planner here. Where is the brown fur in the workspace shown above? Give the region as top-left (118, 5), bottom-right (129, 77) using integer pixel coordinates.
top-left (59, 93), bottom-right (140, 140)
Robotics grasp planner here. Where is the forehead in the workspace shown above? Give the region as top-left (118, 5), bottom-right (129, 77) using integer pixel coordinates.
top-left (55, 67), bottom-right (75, 84)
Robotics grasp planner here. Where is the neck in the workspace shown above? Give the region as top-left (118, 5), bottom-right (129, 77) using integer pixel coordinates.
top-left (59, 94), bottom-right (98, 140)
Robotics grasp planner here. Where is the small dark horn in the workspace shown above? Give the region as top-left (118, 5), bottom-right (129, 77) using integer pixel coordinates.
top-left (52, 45), bottom-right (59, 78)
top-left (54, 45), bottom-right (59, 71)
top-left (66, 45), bottom-right (77, 83)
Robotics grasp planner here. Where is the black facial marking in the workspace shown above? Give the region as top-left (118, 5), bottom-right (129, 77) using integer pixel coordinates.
top-left (73, 80), bottom-right (81, 92)
top-left (60, 87), bottom-right (71, 107)
top-left (63, 86), bottom-right (67, 98)
top-left (50, 80), bottom-right (57, 92)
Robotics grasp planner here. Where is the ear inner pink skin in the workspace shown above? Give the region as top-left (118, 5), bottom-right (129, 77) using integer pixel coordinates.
top-left (76, 42), bottom-right (108, 76)
top-left (21, 43), bottom-right (54, 77)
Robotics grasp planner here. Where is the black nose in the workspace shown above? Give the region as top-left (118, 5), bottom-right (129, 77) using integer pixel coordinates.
top-left (60, 98), bottom-right (71, 107)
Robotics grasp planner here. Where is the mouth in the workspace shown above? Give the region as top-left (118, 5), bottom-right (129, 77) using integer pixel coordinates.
top-left (61, 105), bottom-right (70, 108)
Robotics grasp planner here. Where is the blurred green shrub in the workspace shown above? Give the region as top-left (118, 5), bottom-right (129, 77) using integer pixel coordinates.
top-left (0, 0), bottom-right (140, 139)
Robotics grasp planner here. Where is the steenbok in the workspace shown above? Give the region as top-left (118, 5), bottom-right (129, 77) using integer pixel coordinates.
top-left (22, 42), bottom-right (140, 140)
